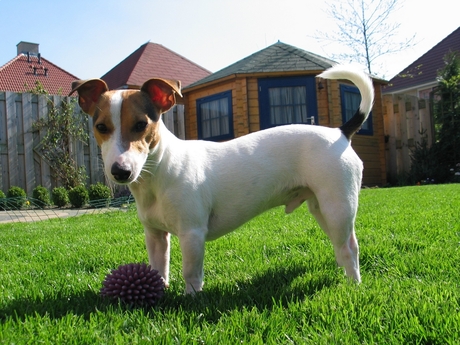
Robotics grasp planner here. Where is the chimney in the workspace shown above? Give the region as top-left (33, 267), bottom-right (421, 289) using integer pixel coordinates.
top-left (17, 41), bottom-right (39, 56)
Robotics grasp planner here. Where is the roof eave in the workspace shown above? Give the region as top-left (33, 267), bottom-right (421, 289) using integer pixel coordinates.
top-left (182, 69), bottom-right (328, 93)
top-left (383, 80), bottom-right (438, 95)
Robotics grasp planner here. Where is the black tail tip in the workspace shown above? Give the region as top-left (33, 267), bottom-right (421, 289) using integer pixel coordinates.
top-left (340, 109), bottom-right (367, 140)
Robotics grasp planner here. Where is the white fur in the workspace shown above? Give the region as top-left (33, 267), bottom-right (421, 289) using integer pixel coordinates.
top-left (102, 65), bottom-right (373, 294)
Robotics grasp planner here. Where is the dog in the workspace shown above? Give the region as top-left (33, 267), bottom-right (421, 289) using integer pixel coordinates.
top-left (70, 64), bottom-right (374, 294)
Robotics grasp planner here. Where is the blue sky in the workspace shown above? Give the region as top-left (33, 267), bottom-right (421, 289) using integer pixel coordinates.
top-left (1, 0), bottom-right (458, 80)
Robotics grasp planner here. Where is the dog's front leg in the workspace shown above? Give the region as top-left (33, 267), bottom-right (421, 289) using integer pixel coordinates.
top-left (144, 229), bottom-right (171, 287)
top-left (178, 229), bottom-right (206, 294)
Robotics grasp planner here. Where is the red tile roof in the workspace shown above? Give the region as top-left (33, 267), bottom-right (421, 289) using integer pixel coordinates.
top-left (385, 26), bottom-right (460, 93)
top-left (0, 54), bottom-right (79, 95)
top-left (101, 42), bottom-right (211, 89)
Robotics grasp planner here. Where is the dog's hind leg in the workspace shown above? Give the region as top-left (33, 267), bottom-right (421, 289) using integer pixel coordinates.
top-left (337, 230), bottom-right (360, 282)
top-left (144, 229), bottom-right (171, 287)
top-left (307, 196), bottom-right (361, 282)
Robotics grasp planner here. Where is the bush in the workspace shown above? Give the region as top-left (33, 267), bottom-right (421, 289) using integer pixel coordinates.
top-left (0, 190), bottom-right (6, 210)
top-left (68, 185), bottom-right (89, 208)
top-left (52, 187), bottom-right (69, 208)
top-left (7, 186), bottom-right (27, 210)
top-left (407, 133), bottom-right (441, 185)
top-left (113, 187), bottom-right (132, 199)
top-left (88, 183), bottom-right (112, 208)
top-left (32, 185), bottom-right (51, 208)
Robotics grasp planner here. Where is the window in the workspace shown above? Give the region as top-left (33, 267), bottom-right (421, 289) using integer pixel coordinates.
top-left (258, 76), bottom-right (318, 130)
top-left (340, 84), bottom-right (373, 135)
top-left (197, 91), bottom-right (234, 141)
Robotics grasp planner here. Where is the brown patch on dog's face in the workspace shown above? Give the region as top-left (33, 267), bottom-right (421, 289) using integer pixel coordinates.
top-left (92, 92), bottom-right (115, 147)
top-left (119, 91), bottom-right (162, 154)
top-left (93, 90), bottom-right (162, 154)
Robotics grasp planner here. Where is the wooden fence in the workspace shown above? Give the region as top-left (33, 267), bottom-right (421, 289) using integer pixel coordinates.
top-left (383, 93), bottom-right (434, 183)
top-left (0, 91), bottom-right (184, 195)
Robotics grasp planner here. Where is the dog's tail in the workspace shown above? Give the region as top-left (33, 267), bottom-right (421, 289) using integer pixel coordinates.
top-left (318, 65), bottom-right (374, 140)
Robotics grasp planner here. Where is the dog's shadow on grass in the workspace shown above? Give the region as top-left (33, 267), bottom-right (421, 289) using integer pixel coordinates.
top-left (161, 264), bottom-right (341, 320)
top-left (1, 265), bottom-right (340, 322)
top-left (0, 288), bottom-right (111, 322)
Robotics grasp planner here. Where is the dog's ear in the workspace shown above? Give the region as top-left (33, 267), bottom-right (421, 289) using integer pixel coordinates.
top-left (69, 79), bottom-right (109, 116)
top-left (141, 78), bottom-right (182, 114)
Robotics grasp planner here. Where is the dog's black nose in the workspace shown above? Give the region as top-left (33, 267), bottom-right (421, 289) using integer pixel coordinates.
top-left (111, 162), bottom-right (131, 182)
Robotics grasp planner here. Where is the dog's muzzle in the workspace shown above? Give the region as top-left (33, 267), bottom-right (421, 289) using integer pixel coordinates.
top-left (111, 162), bottom-right (132, 183)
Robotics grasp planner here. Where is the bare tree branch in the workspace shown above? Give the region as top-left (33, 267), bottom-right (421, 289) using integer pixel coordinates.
top-left (312, 0), bottom-right (416, 77)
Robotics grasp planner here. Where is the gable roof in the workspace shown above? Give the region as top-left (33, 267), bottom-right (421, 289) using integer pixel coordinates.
top-left (184, 41), bottom-right (337, 90)
top-left (101, 42), bottom-right (211, 89)
top-left (0, 54), bottom-right (79, 94)
top-left (385, 26), bottom-right (460, 93)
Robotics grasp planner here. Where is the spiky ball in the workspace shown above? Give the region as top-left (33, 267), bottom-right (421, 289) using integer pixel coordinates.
top-left (101, 263), bottom-right (164, 307)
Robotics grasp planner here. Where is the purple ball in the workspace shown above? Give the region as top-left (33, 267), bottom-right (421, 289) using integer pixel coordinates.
top-left (101, 263), bottom-right (165, 306)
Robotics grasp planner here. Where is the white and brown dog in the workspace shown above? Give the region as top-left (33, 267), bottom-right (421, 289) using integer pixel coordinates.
top-left (70, 65), bottom-right (374, 294)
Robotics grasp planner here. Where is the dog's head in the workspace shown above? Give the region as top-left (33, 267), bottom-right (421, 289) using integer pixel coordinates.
top-left (70, 78), bottom-right (182, 184)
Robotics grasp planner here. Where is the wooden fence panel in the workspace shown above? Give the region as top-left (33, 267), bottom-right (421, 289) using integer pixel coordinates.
top-left (87, 116), bottom-right (102, 184)
top-left (22, 93), bottom-right (35, 194)
top-left (6, 92), bottom-right (19, 188)
top-left (0, 93), bottom-right (7, 190)
top-left (163, 105), bottom-right (185, 139)
top-left (0, 92), bottom-right (185, 194)
top-left (383, 94), bottom-right (434, 182)
top-left (37, 94), bottom-right (52, 189)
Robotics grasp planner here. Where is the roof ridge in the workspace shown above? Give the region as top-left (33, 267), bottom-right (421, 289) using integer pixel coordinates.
top-left (184, 41), bottom-right (336, 90)
top-left (0, 55), bottom-right (23, 72)
top-left (385, 26), bottom-right (460, 92)
top-left (394, 26), bottom-right (460, 77)
top-left (1, 54), bottom-right (79, 79)
top-left (37, 56), bottom-right (79, 80)
top-left (147, 42), bottom-right (211, 74)
top-left (126, 42), bottom-right (150, 82)
top-left (275, 41), bottom-right (337, 68)
top-left (103, 42), bottom-right (149, 81)
top-left (100, 41), bottom-right (211, 89)
top-left (0, 53), bottom-right (80, 94)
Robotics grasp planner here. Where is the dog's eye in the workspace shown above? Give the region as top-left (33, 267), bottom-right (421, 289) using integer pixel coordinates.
top-left (134, 121), bottom-right (148, 132)
top-left (95, 124), bottom-right (108, 133)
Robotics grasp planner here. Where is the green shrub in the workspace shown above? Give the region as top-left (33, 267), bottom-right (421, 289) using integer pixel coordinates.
top-left (88, 183), bottom-right (112, 208)
top-left (7, 186), bottom-right (27, 210)
top-left (68, 185), bottom-right (89, 208)
top-left (52, 187), bottom-right (69, 207)
top-left (32, 185), bottom-right (51, 208)
top-left (0, 190), bottom-right (6, 210)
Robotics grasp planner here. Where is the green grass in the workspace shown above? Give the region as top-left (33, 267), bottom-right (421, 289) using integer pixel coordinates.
top-left (1, 184), bottom-right (459, 344)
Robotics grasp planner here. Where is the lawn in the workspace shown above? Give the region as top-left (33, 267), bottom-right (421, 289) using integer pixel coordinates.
top-left (1, 184), bottom-right (459, 344)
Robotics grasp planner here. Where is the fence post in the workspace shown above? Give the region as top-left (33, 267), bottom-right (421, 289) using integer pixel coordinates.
top-left (22, 93), bottom-right (36, 194)
top-left (6, 92), bottom-right (19, 188)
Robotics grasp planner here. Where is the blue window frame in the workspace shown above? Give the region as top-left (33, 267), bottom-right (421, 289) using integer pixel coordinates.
top-left (340, 84), bottom-right (373, 135)
top-left (197, 91), bottom-right (234, 141)
top-left (258, 76), bottom-right (318, 130)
